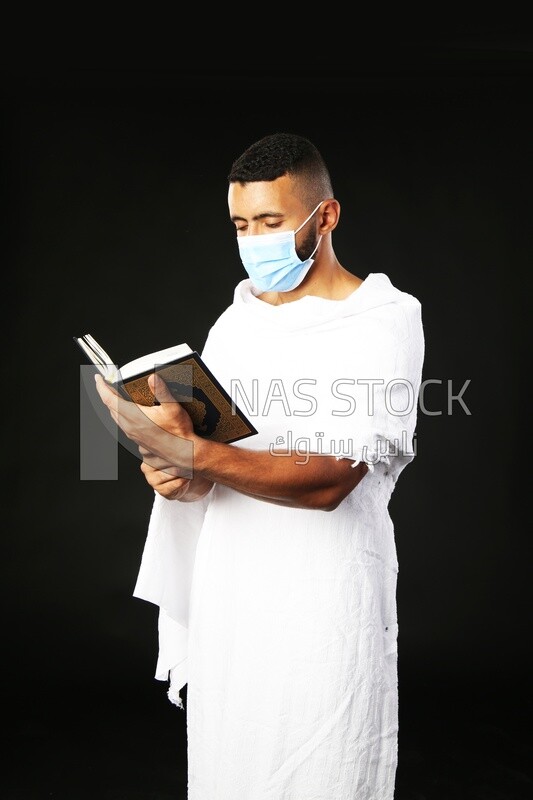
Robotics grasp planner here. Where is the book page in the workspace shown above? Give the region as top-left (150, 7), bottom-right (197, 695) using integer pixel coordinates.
top-left (120, 343), bottom-right (193, 381)
top-left (75, 335), bottom-right (117, 382)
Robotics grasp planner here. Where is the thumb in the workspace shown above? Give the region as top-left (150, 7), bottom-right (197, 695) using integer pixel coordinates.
top-left (148, 371), bottom-right (176, 404)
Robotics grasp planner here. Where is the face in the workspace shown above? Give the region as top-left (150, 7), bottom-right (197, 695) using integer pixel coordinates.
top-left (228, 175), bottom-right (320, 261)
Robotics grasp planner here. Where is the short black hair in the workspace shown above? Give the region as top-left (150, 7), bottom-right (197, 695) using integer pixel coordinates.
top-left (228, 132), bottom-right (334, 208)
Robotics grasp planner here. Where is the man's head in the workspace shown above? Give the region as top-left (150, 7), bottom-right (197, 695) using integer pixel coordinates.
top-left (227, 133), bottom-right (341, 296)
top-left (228, 132), bottom-right (333, 210)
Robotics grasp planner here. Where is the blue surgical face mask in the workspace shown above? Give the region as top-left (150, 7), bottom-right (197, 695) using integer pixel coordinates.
top-left (237, 201), bottom-right (323, 293)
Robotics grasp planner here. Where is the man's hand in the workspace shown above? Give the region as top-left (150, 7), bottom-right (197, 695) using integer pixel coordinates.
top-left (139, 461), bottom-right (192, 500)
top-left (139, 460), bottom-right (214, 501)
top-left (94, 371), bottom-right (196, 479)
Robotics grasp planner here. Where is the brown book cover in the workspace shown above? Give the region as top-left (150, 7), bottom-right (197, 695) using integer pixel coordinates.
top-left (74, 333), bottom-right (258, 445)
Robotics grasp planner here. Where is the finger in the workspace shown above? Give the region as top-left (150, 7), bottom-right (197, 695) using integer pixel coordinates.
top-left (141, 455), bottom-right (185, 477)
top-left (94, 374), bottom-right (121, 409)
top-left (140, 461), bottom-right (156, 474)
top-left (94, 377), bottom-right (143, 440)
top-left (163, 480), bottom-right (192, 500)
top-left (140, 462), bottom-right (184, 481)
top-left (148, 372), bottom-right (178, 405)
top-left (140, 448), bottom-right (168, 468)
top-left (95, 376), bottom-right (156, 437)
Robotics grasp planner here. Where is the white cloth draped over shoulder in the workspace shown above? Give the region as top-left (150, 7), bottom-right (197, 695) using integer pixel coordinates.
top-left (133, 272), bottom-right (425, 800)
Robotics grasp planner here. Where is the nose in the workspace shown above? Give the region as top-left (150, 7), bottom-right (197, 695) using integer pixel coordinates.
top-left (246, 223), bottom-right (262, 236)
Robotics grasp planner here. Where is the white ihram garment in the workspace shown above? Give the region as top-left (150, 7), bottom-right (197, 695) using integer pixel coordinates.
top-left (134, 273), bottom-right (425, 799)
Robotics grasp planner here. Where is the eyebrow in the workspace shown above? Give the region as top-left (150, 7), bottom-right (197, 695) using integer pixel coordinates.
top-left (230, 211), bottom-right (285, 223)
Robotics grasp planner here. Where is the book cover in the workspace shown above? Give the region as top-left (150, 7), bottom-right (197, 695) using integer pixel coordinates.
top-left (74, 334), bottom-right (258, 445)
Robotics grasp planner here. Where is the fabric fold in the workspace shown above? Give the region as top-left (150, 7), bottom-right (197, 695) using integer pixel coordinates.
top-left (133, 486), bottom-right (214, 701)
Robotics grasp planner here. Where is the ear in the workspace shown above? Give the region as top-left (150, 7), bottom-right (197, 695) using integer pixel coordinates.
top-left (318, 199), bottom-right (341, 234)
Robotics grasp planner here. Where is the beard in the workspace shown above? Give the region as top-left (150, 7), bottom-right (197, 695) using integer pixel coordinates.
top-left (296, 224), bottom-right (320, 262)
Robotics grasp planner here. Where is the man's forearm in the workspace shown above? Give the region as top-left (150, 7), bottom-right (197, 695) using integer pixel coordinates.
top-left (189, 435), bottom-right (367, 511)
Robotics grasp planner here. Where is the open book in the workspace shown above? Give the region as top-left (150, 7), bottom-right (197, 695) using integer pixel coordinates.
top-left (74, 333), bottom-right (258, 445)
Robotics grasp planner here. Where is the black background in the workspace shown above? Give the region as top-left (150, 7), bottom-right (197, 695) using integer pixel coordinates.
top-left (2, 52), bottom-right (532, 799)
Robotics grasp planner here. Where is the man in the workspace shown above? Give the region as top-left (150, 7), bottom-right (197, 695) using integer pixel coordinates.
top-left (96, 132), bottom-right (425, 799)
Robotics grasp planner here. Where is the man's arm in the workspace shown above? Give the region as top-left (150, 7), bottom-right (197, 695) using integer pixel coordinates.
top-left (191, 438), bottom-right (367, 511)
top-left (95, 373), bottom-right (368, 511)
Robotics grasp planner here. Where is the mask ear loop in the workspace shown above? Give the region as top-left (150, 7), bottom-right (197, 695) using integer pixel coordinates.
top-left (294, 200), bottom-right (325, 234)
top-left (309, 234), bottom-right (322, 260)
top-left (295, 200), bottom-right (325, 260)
